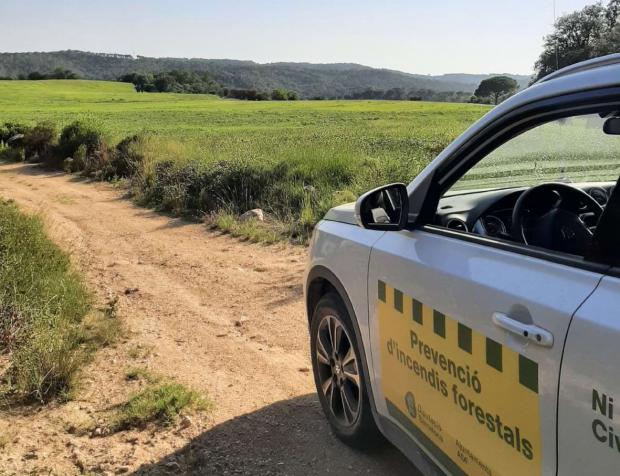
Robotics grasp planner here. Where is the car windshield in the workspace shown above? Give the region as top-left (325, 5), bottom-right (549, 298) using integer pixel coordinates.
top-left (450, 113), bottom-right (620, 193)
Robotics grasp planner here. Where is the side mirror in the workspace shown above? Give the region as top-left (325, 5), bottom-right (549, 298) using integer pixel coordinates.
top-left (355, 183), bottom-right (409, 231)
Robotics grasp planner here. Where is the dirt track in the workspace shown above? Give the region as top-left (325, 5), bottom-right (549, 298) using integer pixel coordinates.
top-left (0, 162), bottom-right (418, 475)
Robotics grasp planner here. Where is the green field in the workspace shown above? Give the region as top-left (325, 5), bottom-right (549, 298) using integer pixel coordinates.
top-left (0, 80), bottom-right (489, 239)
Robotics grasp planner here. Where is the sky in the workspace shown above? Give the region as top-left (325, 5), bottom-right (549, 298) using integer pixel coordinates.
top-left (0, 0), bottom-right (596, 75)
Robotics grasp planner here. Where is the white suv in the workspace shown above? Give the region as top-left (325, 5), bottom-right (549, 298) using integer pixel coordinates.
top-left (304, 55), bottom-right (620, 476)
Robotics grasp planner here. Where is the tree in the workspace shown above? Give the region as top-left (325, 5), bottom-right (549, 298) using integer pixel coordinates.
top-left (384, 87), bottom-right (405, 100)
top-left (133, 74), bottom-right (150, 92)
top-left (533, 0), bottom-right (620, 81)
top-left (27, 71), bottom-right (45, 80)
top-left (474, 76), bottom-right (518, 105)
top-left (271, 89), bottom-right (289, 100)
top-left (153, 75), bottom-right (174, 92)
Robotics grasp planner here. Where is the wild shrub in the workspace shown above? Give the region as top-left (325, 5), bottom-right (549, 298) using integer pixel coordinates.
top-left (22, 122), bottom-right (57, 162)
top-left (58, 121), bottom-right (105, 158)
top-left (55, 121), bottom-right (110, 173)
top-left (140, 152), bottom-right (358, 241)
top-left (0, 122), bottom-right (30, 145)
top-left (82, 148), bottom-right (110, 177)
top-left (197, 159), bottom-right (287, 214)
top-left (105, 135), bottom-right (145, 179)
top-left (143, 158), bottom-right (301, 217)
top-left (0, 143), bottom-right (24, 162)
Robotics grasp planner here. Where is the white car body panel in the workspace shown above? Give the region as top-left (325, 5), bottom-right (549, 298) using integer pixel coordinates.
top-left (557, 274), bottom-right (620, 475)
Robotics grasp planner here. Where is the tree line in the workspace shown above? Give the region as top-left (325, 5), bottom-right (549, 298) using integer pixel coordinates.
top-left (118, 70), bottom-right (221, 94)
top-left (0, 67), bottom-right (80, 80)
top-left (118, 71), bottom-right (300, 100)
top-left (344, 87), bottom-right (472, 102)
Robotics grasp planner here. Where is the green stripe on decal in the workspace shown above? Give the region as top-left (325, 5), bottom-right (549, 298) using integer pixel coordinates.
top-left (378, 281), bottom-right (386, 302)
top-left (411, 298), bottom-right (423, 324)
top-left (386, 399), bottom-right (468, 476)
top-left (394, 289), bottom-right (403, 313)
top-left (486, 338), bottom-right (503, 372)
top-left (458, 323), bottom-right (472, 354)
top-left (519, 354), bottom-right (539, 393)
top-left (433, 310), bottom-right (446, 338)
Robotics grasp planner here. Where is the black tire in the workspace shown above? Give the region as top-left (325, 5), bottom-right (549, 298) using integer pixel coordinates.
top-left (310, 292), bottom-right (385, 449)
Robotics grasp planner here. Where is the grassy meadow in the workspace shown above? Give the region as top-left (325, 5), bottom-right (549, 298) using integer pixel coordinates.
top-left (0, 80), bottom-right (489, 240)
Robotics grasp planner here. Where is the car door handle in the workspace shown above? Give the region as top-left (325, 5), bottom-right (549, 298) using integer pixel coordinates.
top-left (492, 312), bottom-right (554, 347)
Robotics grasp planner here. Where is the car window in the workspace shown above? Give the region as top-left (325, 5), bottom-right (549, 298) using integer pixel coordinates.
top-left (448, 113), bottom-right (620, 193)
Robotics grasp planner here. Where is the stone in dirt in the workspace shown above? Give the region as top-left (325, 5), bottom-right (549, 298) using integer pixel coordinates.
top-left (179, 415), bottom-right (193, 429)
top-left (239, 209), bottom-right (264, 222)
top-left (22, 449), bottom-right (37, 460)
top-left (7, 134), bottom-right (24, 144)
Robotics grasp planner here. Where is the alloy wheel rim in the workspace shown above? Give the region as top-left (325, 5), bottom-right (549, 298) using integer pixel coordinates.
top-left (315, 314), bottom-right (361, 426)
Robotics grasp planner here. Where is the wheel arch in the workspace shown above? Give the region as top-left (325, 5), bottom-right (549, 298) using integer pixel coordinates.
top-left (306, 265), bottom-right (357, 326)
top-left (305, 265), bottom-right (378, 407)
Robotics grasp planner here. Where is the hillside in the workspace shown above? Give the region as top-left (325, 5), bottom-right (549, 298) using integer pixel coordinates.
top-left (0, 50), bottom-right (531, 98)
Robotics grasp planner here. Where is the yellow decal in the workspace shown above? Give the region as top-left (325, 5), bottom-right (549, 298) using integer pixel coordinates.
top-left (378, 280), bottom-right (541, 476)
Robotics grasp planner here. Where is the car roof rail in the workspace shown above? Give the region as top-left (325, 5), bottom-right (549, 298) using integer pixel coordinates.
top-left (535, 54), bottom-right (620, 84)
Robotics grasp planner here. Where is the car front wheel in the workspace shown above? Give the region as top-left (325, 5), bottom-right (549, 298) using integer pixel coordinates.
top-left (310, 293), bottom-right (384, 449)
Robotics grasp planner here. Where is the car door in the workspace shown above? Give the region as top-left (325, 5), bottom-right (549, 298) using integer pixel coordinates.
top-left (367, 228), bottom-right (604, 476)
top-left (556, 272), bottom-right (620, 475)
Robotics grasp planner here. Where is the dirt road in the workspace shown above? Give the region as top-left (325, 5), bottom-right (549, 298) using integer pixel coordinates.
top-left (0, 162), bottom-right (418, 475)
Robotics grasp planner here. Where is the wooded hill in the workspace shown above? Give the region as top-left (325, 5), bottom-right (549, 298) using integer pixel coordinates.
top-left (0, 50), bottom-right (530, 99)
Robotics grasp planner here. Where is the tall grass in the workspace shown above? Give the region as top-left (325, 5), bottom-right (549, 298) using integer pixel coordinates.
top-left (0, 200), bottom-right (101, 402)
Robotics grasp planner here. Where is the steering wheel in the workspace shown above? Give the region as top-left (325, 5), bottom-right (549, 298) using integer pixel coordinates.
top-left (511, 183), bottom-right (603, 255)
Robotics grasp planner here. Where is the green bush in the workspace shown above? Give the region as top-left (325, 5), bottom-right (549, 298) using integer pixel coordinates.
top-left (55, 121), bottom-right (109, 173)
top-left (58, 121), bottom-right (105, 158)
top-left (132, 149), bottom-right (359, 241)
top-left (101, 135), bottom-right (145, 179)
top-left (22, 122), bottom-right (56, 162)
top-left (0, 144), bottom-right (24, 162)
top-left (0, 122), bottom-right (30, 144)
top-left (0, 200), bottom-right (92, 401)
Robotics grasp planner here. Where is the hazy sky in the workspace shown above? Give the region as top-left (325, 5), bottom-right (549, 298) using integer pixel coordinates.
top-left (0, 0), bottom-right (595, 75)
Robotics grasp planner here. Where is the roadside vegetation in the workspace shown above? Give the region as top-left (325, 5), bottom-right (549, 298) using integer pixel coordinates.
top-left (0, 80), bottom-right (488, 242)
top-left (0, 200), bottom-right (118, 402)
top-left (64, 368), bottom-right (209, 436)
top-left (109, 380), bottom-right (209, 432)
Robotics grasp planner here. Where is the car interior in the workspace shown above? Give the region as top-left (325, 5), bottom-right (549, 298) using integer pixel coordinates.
top-left (434, 112), bottom-right (620, 258)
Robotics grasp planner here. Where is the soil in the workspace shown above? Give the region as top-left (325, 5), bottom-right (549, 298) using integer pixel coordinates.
top-left (0, 162), bottom-right (419, 475)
